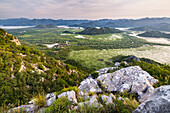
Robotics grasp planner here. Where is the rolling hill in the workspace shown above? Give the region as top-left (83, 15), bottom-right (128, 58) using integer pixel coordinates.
top-left (76, 27), bottom-right (122, 35)
top-left (34, 24), bottom-right (57, 28)
top-left (138, 31), bottom-right (170, 39)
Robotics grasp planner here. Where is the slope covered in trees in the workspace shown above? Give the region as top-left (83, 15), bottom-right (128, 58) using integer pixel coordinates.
top-left (76, 27), bottom-right (122, 35)
top-left (138, 31), bottom-right (170, 39)
top-left (34, 24), bottom-right (57, 28)
top-left (0, 28), bottom-right (86, 107)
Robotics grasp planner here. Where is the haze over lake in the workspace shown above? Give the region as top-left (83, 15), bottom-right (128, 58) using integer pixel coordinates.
top-left (0, 26), bottom-right (34, 29)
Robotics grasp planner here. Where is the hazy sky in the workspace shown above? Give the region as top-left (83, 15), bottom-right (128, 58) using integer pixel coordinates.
top-left (0, 0), bottom-right (170, 19)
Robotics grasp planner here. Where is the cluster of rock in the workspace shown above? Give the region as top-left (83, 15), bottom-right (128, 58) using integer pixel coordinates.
top-left (133, 85), bottom-right (170, 113)
top-left (8, 66), bottom-right (170, 113)
top-left (79, 66), bottom-right (158, 103)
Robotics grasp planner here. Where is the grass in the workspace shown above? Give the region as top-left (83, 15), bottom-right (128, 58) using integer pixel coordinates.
top-left (69, 45), bottom-right (170, 70)
top-left (56, 86), bottom-right (80, 96)
top-left (19, 34), bottom-right (32, 37)
top-left (33, 92), bottom-right (46, 108)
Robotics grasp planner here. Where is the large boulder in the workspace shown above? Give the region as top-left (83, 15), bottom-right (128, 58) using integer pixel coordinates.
top-left (133, 85), bottom-right (170, 113)
top-left (78, 77), bottom-right (102, 93)
top-left (97, 66), bottom-right (158, 103)
top-left (58, 90), bottom-right (77, 103)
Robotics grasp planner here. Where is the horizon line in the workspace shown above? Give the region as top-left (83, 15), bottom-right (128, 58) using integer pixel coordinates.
top-left (1, 16), bottom-right (170, 20)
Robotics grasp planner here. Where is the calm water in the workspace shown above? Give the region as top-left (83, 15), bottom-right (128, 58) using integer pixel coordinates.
top-left (0, 25), bottom-right (34, 29)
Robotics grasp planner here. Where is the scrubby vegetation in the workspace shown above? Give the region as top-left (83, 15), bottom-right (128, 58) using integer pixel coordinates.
top-left (0, 29), bottom-right (86, 108)
top-left (46, 97), bottom-right (72, 113)
top-left (33, 91), bottom-right (46, 108)
top-left (46, 93), bottom-right (139, 113)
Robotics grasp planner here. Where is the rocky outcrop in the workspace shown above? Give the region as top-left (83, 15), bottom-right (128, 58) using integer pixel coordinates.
top-left (97, 66), bottom-right (158, 103)
top-left (58, 90), bottom-right (77, 103)
top-left (78, 66), bottom-right (158, 103)
top-left (78, 77), bottom-right (102, 93)
top-left (10, 37), bottom-right (21, 45)
top-left (133, 85), bottom-right (170, 113)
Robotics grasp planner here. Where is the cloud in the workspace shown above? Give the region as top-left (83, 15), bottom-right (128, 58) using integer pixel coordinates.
top-left (0, 0), bottom-right (170, 19)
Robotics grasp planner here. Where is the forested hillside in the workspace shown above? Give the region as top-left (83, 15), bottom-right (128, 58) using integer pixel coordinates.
top-left (76, 27), bottom-right (122, 35)
top-left (0, 29), bottom-right (86, 107)
top-left (138, 31), bottom-right (170, 39)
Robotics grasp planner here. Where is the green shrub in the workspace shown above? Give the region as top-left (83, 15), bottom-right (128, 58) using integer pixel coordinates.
top-left (56, 86), bottom-right (79, 96)
top-left (46, 97), bottom-right (72, 113)
top-left (88, 92), bottom-right (95, 96)
top-left (33, 92), bottom-right (46, 108)
top-left (66, 64), bottom-right (71, 71)
top-left (38, 63), bottom-right (45, 70)
top-left (91, 72), bottom-right (99, 79)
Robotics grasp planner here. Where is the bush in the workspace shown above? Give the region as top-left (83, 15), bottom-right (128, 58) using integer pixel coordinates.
top-left (46, 97), bottom-right (72, 113)
top-left (56, 86), bottom-right (79, 96)
top-left (91, 72), bottom-right (99, 79)
top-left (38, 63), bottom-right (45, 70)
top-left (33, 92), bottom-right (46, 108)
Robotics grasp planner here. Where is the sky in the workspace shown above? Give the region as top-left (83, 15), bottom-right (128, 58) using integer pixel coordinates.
top-left (0, 0), bottom-right (170, 19)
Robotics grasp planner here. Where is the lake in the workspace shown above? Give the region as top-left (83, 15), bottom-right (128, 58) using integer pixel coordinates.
top-left (0, 25), bottom-right (34, 29)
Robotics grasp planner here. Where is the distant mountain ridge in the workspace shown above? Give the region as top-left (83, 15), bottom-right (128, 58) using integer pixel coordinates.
top-left (1, 17), bottom-right (170, 28)
top-left (71, 17), bottom-right (170, 28)
top-left (130, 23), bottom-right (170, 32)
top-left (0, 18), bottom-right (91, 26)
